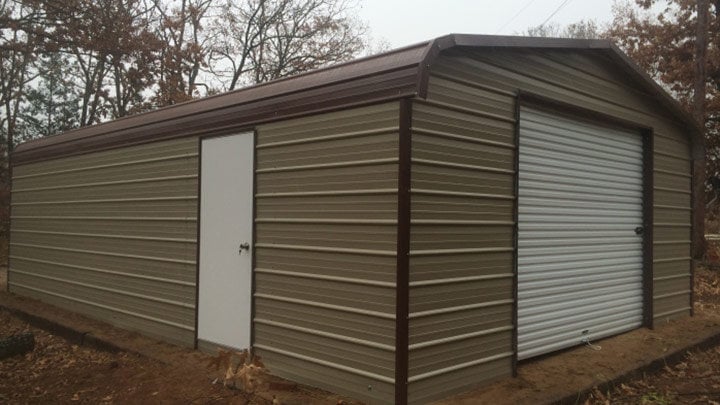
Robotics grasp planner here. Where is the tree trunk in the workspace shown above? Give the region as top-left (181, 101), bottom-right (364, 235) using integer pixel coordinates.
top-left (693, 0), bottom-right (709, 259)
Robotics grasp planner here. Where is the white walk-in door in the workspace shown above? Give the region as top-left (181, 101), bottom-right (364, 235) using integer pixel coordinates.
top-left (198, 132), bottom-right (254, 350)
top-left (517, 108), bottom-right (644, 360)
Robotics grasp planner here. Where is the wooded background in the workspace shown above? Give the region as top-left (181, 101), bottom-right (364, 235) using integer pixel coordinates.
top-left (0, 0), bottom-right (717, 259)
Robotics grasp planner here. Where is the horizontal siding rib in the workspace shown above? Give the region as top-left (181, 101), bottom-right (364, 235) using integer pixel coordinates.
top-left (9, 282), bottom-right (194, 331)
top-left (13, 174), bottom-right (197, 193)
top-left (12, 153), bottom-right (198, 180)
top-left (11, 243), bottom-right (195, 265)
top-left (11, 269), bottom-right (193, 308)
top-left (254, 344), bottom-right (394, 384)
top-left (10, 255), bottom-right (194, 286)
top-left (13, 229), bottom-right (195, 244)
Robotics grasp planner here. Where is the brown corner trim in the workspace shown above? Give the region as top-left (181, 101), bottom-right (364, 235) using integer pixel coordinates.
top-left (511, 93), bottom-right (521, 377)
top-left (395, 98), bottom-right (412, 405)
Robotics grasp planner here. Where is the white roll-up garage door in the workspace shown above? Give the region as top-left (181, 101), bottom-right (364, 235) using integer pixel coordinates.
top-left (517, 108), bottom-right (644, 360)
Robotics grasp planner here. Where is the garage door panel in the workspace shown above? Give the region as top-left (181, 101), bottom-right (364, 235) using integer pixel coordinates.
top-left (521, 153), bottom-right (641, 178)
top-left (517, 108), bottom-right (644, 360)
top-left (522, 120), bottom-right (642, 156)
top-left (519, 306), bottom-right (643, 342)
top-left (520, 262), bottom-right (641, 283)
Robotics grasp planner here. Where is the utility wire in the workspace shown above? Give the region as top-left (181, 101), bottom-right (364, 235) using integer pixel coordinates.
top-left (538, 0), bottom-right (575, 28)
top-left (495, 0), bottom-right (540, 34)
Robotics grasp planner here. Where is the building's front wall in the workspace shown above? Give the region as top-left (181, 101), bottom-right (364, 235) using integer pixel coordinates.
top-left (9, 138), bottom-right (199, 346)
top-left (407, 48), bottom-right (693, 403)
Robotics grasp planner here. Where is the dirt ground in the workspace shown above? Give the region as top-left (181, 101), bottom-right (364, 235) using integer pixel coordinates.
top-left (584, 266), bottom-right (720, 404)
top-left (0, 266), bottom-right (719, 404)
top-left (0, 302), bottom-right (359, 404)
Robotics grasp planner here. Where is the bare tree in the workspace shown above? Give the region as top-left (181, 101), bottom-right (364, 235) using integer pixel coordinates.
top-left (153, 0), bottom-right (213, 105)
top-left (0, 0), bottom-right (44, 152)
top-left (519, 19), bottom-right (603, 39)
top-left (208, 0), bottom-right (366, 90)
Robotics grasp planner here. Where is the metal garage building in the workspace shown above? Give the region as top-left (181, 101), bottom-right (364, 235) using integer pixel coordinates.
top-left (8, 35), bottom-right (703, 404)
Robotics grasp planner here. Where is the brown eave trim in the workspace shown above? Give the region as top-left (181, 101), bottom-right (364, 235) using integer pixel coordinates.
top-left (395, 98), bottom-right (412, 405)
top-left (14, 41), bottom-right (430, 155)
top-left (417, 35), bottom-right (456, 98)
top-left (13, 93), bottom-right (416, 166)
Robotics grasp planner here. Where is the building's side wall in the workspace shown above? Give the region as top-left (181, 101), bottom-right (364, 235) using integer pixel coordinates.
top-left (9, 138), bottom-right (198, 346)
top-left (253, 102), bottom-right (399, 404)
top-left (407, 85), bottom-right (517, 403)
top-left (407, 49), bottom-right (693, 403)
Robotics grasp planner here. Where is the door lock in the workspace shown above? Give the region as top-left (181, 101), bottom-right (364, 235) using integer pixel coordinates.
top-left (634, 226), bottom-right (644, 235)
top-left (238, 242), bottom-right (250, 254)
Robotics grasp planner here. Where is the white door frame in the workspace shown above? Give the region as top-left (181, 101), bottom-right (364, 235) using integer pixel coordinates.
top-left (196, 131), bottom-right (255, 350)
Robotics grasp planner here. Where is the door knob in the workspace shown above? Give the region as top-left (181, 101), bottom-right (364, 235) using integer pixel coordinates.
top-left (634, 226), bottom-right (644, 235)
top-left (239, 242), bottom-right (250, 254)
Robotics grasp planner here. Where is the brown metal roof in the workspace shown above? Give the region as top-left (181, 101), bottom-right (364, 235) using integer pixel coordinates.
top-left (12, 34), bottom-right (703, 165)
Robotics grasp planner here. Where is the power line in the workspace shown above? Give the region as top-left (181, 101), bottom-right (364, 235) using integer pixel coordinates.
top-left (538, 0), bottom-right (575, 28)
top-left (495, 0), bottom-right (540, 34)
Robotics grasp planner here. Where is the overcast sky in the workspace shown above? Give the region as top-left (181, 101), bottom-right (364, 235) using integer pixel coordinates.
top-left (357, 0), bottom-right (616, 47)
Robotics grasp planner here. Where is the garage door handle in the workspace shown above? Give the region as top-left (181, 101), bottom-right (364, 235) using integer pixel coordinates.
top-left (634, 226), bottom-right (644, 235)
top-left (238, 242), bottom-right (250, 254)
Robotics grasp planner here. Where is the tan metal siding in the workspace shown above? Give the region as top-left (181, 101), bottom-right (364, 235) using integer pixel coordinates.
top-left (9, 137), bottom-right (198, 346)
top-left (253, 102), bottom-right (399, 404)
top-left (408, 82), bottom-right (516, 403)
top-left (407, 49), bottom-right (693, 402)
top-left (437, 49), bottom-right (693, 323)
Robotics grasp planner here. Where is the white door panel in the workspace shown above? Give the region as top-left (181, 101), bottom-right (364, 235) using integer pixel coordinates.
top-left (198, 132), bottom-right (254, 350)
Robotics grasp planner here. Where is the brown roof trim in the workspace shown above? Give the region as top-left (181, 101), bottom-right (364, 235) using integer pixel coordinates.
top-left (13, 33), bottom-right (704, 165)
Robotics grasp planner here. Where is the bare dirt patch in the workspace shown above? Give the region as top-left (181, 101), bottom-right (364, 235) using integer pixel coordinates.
top-left (584, 266), bottom-right (720, 404)
top-left (0, 308), bottom-right (359, 404)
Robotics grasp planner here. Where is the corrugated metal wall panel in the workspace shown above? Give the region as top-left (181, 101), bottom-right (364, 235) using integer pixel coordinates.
top-left (517, 108), bottom-right (644, 360)
top-left (9, 137), bottom-right (198, 346)
top-left (253, 102), bottom-right (399, 404)
top-left (13, 139), bottom-right (197, 175)
top-left (408, 357), bottom-right (511, 404)
top-left (435, 49), bottom-right (692, 324)
top-left (258, 351), bottom-right (395, 403)
top-left (408, 74), bottom-right (516, 403)
top-left (407, 49), bottom-right (693, 401)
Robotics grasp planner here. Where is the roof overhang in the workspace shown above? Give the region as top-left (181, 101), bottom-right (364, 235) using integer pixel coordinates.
top-left (12, 34), bottom-right (704, 165)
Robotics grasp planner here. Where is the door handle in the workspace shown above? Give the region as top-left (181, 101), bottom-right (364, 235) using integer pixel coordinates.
top-left (238, 242), bottom-right (250, 254)
top-left (634, 226), bottom-right (644, 235)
